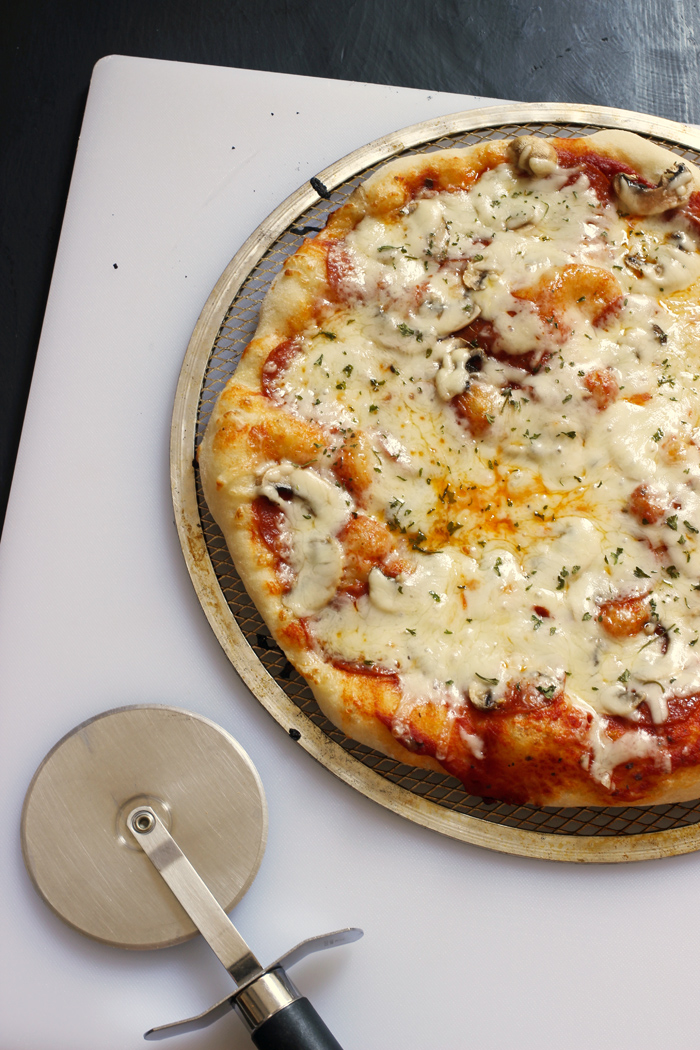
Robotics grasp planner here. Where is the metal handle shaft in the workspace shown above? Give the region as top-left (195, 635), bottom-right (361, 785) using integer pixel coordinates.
top-left (129, 806), bottom-right (352, 1047)
top-left (128, 806), bottom-right (262, 985)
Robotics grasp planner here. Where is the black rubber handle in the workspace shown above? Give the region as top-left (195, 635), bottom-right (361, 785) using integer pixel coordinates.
top-left (251, 997), bottom-right (344, 1050)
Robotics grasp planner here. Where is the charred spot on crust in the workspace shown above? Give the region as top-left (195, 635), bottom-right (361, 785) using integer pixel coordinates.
top-left (310, 176), bottom-right (331, 199)
top-left (394, 733), bottom-right (428, 753)
top-left (291, 224), bottom-right (322, 236)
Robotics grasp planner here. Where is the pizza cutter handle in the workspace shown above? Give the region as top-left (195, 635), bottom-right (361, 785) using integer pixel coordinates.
top-left (251, 996), bottom-right (344, 1050)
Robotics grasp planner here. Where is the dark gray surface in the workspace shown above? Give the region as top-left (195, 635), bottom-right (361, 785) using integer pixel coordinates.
top-left (2, 0), bottom-right (698, 532)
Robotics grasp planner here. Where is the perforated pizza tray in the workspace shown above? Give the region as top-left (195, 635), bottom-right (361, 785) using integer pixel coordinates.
top-left (172, 103), bottom-right (700, 863)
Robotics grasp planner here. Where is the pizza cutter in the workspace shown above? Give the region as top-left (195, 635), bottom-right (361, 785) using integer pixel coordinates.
top-left (21, 705), bottom-right (361, 1047)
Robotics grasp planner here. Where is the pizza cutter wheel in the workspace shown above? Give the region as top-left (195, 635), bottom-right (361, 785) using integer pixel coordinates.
top-left (21, 705), bottom-right (361, 1048)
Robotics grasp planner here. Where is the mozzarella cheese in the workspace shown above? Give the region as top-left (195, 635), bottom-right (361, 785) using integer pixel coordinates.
top-left (260, 157), bottom-right (700, 787)
top-left (259, 465), bottom-right (350, 614)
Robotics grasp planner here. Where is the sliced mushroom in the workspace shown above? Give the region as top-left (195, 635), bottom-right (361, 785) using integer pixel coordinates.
top-left (462, 261), bottom-right (488, 290)
top-left (613, 163), bottom-right (693, 216)
top-left (623, 252), bottom-right (647, 278)
top-left (669, 229), bottom-right (695, 252)
top-left (508, 136), bottom-right (558, 177)
top-left (468, 682), bottom-right (503, 710)
top-left (464, 347), bottom-right (486, 373)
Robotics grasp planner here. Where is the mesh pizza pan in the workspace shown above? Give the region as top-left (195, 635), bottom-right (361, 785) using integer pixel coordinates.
top-left (171, 103), bottom-right (700, 863)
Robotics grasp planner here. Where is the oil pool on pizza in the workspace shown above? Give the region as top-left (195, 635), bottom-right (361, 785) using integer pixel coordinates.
top-left (200, 130), bottom-right (700, 806)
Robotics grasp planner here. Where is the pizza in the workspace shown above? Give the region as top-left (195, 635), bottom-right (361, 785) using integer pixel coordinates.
top-left (199, 128), bottom-right (700, 806)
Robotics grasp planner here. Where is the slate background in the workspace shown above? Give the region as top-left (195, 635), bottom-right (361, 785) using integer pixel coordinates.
top-left (2, 0), bottom-right (698, 532)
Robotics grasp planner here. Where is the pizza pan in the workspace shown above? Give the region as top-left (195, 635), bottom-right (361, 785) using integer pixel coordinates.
top-left (171, 102), bottom-right (700, 863)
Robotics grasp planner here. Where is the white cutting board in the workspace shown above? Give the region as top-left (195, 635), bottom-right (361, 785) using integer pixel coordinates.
top-left (2, 55), bottom-right (699, 1050)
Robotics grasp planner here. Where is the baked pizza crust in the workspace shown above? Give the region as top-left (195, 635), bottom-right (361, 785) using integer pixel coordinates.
top-left (201, 130), bottom-right (700, 806)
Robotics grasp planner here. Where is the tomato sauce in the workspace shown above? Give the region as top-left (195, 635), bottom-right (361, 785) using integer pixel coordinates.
top-left (325, 241), bottom-right (362, 303)
top-left (332, 447), bottom-right (369, 505)
top-left (680, 190), bottom-right (700, 237)
top-left (261, 338), bottom-right (301, 399)
top-left (366, 667), bottom-right (700, 803)
top-left (554, 143), bottom-right (649, 203)
top-left (279, 617), bottom-right (313, 652)
top-left (593, 297), bottom-right (624, 329)
top-left (455, 317), bottom-right (552, 375)
top-left (331, 659), bottom-right (400, 681)
top-left (452, 703), bottom-right (587, 804)
top-left (251, 495), bottom-right (286, 565)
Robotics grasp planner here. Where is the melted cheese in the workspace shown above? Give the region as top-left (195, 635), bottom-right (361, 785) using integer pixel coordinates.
top-left (582, 715), bottom-right (669, 790)
top-left (259, 465), bottom-right (350, 615)
top-left (267, 156), bottom-right (700, 790)
top-left (434, 340), bottom-right (473, 400)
